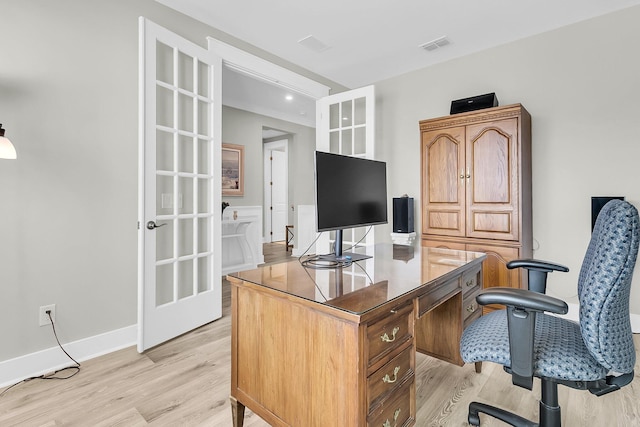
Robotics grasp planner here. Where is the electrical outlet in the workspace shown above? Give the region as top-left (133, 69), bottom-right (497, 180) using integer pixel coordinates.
top-left (39, 304), bottom-right (56, 326)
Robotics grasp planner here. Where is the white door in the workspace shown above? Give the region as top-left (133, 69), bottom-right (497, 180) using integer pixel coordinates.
top-left (138, 18), bottom-right (222, 352)
top-left (271, 150), bottom-right (288, 241)
top-left (263, 140), bottom-right (288, 242)
top-left (316, 85), bottom-right (376, 254)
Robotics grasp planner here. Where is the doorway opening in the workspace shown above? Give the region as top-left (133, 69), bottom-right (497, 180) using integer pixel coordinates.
top-left (263, 134), bottom-right (289, 243)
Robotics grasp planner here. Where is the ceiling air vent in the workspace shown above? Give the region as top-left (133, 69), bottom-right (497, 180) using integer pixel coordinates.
top-left (419, 36), bottom-right (451, 52)
top-left (298, 35), bottom-right (330, 53)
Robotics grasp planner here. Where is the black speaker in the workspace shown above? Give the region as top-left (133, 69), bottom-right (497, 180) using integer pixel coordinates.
top-left (393, 197), bottom-right (414, 233)
top-left (591, 196), bottom-right (624, 231)
top-left (450, 92), bottom-right (498, 115)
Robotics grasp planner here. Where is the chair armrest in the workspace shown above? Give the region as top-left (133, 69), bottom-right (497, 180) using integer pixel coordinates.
top-left (506, 259), bottom-right (569, 273)
top-left (476, 288), bottom-right (568, 315)
top-left (506, 259), bottom-right (569, 294)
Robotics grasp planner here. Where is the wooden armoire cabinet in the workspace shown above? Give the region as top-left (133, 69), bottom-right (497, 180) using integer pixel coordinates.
top-left (419, 104), bottom-right (532, 302)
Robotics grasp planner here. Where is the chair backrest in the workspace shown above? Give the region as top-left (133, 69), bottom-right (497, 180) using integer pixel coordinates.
top-left (578, 199), bottom-right (639, 373)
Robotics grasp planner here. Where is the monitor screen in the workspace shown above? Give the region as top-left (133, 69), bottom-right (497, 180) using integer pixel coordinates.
top-left (315, 151), bottom-right (388, 233)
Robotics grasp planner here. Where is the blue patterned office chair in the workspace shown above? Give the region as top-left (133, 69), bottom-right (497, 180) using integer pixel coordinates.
top-left (460, 200), bottom-right (639, 426)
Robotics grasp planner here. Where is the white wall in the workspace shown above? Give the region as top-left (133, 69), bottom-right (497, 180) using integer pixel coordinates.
top-left (0, 0), bottom-right (340, 364)
top-left (375, 5), bottom-right (640, 313)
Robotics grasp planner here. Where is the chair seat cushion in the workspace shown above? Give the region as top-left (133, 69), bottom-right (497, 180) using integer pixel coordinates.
top-left (460, 310), bottom-right (609, 381)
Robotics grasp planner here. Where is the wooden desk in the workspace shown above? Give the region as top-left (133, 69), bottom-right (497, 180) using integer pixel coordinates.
top-left (227, 244), bottom-right (485, 427)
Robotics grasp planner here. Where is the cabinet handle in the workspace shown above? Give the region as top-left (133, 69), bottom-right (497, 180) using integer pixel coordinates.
top-left (466, 279), bottom-right (475, 287)
top-left (460, 169), bottom-right (465, 180)
top-left (382, 366), bottom-right (401, 384)
top-left (380, 326), bottom-right (400, 343)
top-left (382, 408), bottom-right (402, 427)
top-left (466, 304), bottom-right (476, 313)
top-left (466, 168), bottom-right (471, 179)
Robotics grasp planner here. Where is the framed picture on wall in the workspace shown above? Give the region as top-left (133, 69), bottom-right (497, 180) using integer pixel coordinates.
top-left (222, 143), bottom-right (244, 196)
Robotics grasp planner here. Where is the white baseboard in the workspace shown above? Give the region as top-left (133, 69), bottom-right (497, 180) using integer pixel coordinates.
top-left (0, 324), bottom-right (136, 388)
top-left (558, 303), bottom-right (640, 333)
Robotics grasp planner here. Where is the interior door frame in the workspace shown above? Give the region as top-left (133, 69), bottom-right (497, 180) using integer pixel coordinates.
top-left (207, 38), bottom-right (330, 101)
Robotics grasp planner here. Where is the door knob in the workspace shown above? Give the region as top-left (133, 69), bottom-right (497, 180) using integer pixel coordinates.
top-left (146, 220), bottom-right (167, 230)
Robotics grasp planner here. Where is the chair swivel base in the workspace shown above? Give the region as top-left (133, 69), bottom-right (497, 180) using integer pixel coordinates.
top-left (469, 402), bottom-right (537, 427)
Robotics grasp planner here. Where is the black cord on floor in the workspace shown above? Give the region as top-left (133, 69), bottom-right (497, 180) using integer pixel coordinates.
top-left (0, 311), bottom-right (81, 397)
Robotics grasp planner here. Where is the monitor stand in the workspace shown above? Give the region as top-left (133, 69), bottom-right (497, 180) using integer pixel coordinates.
top-left (319, 229), bottom-right (372, 263)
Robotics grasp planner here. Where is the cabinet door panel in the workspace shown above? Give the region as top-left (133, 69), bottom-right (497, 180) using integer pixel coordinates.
top-left (421, 127), bottom-right (465, 237)
top-left (466, 118), bottom-right (519, 240)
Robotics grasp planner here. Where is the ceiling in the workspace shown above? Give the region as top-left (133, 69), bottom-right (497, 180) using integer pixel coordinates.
top-left (156, 0), bottom-right (640, 129)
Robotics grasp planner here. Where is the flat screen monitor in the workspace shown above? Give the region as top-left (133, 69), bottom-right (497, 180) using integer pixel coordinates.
top-left (314, 151), bottom-right (388, 261)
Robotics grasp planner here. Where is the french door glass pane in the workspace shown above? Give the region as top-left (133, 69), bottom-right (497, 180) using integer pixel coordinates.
top-left (178, 51), bottom-right (194, 93)
top-left (156, 263), bottom-right (173, 306)
top-left (178, 177), bottom-right (194, 214)
top-left (178, 259), bottom-right (194, 299)
top-left (198, 217), bottom-right (210, 252)
top-left (156, 42), bottom-right (173, 84)
top-left (341, 100), bottom-right (353, 126)
top-left (156, 219), bottom-right (174, 261)
top-left (178, 218), bottom-right (193, 257)
top-left (197, 139), bottom-right (210, 174)
top-left (156, 86), bottom-right (174, 128)
top-left (156, 175), bottom-right (174, 214)
top-left (156, 130), bottom-right (174, 172)
top-left (329, 103), bottom-right (340, 130)
top-left (197, 60), bottom-right (209, 97)
top-left (178, 134), bottom-right (194, 173)
top-left (198, 101), bottom-right (209, 136)
top-left (197, 179), bottom-right (210, 213)
top-left (354, 127), bottom-right (366, 155)
top-left (330, 131), bottom-right (339, 153)
top-left (342, 129), bottom-right (352, 155)
top-left (197, 256), bottom-right (211, 293)
top-left (354, 97), bottom-right (366, 125)
top-left (178, 93), bottom-right (194, 132)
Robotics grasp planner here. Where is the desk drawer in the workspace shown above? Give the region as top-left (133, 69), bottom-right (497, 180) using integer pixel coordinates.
top-left (367, 379), bottom-right (413, 427)
top-left (367, 303), bottom-right (413, 365)
top-left (418, 278), bottom-right (460, 317)
top-left (368, 345), bottom-right (413, 410)
top-left (462, 267), bottom-right (481, 296)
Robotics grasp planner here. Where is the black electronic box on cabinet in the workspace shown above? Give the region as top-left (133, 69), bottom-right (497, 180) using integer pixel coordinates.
top-left (450, 92), bottom-right (498, 115)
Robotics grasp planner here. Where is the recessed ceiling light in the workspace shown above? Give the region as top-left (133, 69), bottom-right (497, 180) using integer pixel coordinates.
top-left (285, 94), bottom-right (293, 101)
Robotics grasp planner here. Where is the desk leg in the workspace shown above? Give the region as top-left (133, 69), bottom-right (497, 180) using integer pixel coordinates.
top-left (230, 396), bottom-right (245, 427)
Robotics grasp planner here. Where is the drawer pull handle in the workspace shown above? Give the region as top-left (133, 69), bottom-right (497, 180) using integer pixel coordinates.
top-left (382, 408), bottom-right (401, 427)
top-left (466, 280), bottom-right (475, 287)
top-left (380, 326), bottom-right (400, 343)
top-left (466, 304), bottom-right (476, 313)
top-left (382, 366), bottom-right (401, 384)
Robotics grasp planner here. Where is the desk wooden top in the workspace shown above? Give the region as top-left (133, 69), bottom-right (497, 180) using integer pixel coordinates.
top-left (227, 244), bottom-right (485, 316)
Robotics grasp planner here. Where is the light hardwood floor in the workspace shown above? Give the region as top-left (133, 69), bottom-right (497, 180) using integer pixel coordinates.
top-left (1, 243), bottom-right (639, 426)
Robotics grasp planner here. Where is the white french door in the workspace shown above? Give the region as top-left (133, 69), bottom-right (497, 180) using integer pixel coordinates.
top-left (138, 18), bottom-right (222, 352)
top-left (315, 85), bottom-right (376, 255)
